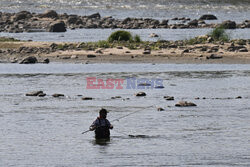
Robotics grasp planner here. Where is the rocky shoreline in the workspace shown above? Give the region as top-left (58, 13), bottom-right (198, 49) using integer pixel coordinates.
top-left (0, 37), bottom-right (249, 64)
top-left (0, 10), bottom-right (250, 33)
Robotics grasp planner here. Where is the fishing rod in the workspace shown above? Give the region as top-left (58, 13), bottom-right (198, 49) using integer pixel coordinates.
top-left (81, 104), bottom-right (156, 134)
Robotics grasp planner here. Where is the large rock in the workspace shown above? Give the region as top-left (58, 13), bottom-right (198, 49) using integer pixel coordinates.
top-left (221, 20), bottom-right (236, 29)
top-left (19, 56), bottom-right (38, 64)
top-left (87, 13), bottom-right (101, 19)
top-left (175, 101), bottom-right (197, 107)
top-left (67, 16), bottom-right (78, 24)
top-left (40, 10), bottom-right (58, 18)
top-left (13, 11), bottom-right (32, 21)
top-left (199, 14), bottom-right (217, 20)
top-left (49, 21), bottom-right (66, 32)
top-left (188, 19), bottom-right (198, 27)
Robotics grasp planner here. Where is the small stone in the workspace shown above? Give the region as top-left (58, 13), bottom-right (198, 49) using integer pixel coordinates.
top-left (42, 58), bottom-right (50, 64)
top-left (87, 54), bottom-right (96, 58)
top-left (164, 96), bottom-right (174, 100)
top-left (206, 54), bottom-right (222, 59)
top-left (82, 97), bottom-right (93, 100)
top-left (71, 55), bottom-right (78, 59)
top-left (239, 48), bottom-right (248, 52)
top-left (154, 86), bottom-right (165, 89)
top-left (175, 101), bottom-right (197, 107)
top-left (52, 93), bottom-right (64, 97)
top-left (95, 49), bottom-right (103, 54)
top-left (143, 50), bottom-right (151, 54)
top-left (26, 91), bottom-right (43, 96)
top-left (157, 107), bottom-right (164, 111)
top-left (135, 92), bottom-right (146, 97)
top-left (116, 46), bottom-right (123, 49)
top-left (149, 33), bottom-right (159, 37)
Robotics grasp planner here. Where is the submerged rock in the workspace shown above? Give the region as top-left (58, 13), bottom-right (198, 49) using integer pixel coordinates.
top-left (82, 97), bottom-right (93, 100)
top-left (175, 101), bottom-right (197, 107)
top-left (26, 91), bottom-right (44, 96)
top-left (52, 93), bottom-right (64, 97)
top-left (164, 96), bottom-right (174, 100)
top-left (157, 107), bottom-right (164, 111)
top-left (42, 58), bottom-right (50, 64)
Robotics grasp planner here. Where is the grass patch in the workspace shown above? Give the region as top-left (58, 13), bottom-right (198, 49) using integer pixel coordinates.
top-left (0, 37), bottom-right (22, 48)
top-left (0, 37), bottom-right (20, 42)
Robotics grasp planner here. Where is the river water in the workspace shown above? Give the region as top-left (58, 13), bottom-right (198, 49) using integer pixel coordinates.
top-left (0, 63), bottom-right (250, 166)
top-left (0, 0), bottom-right (250, 22)
top-left (1, 0), bottom-right (250, 42)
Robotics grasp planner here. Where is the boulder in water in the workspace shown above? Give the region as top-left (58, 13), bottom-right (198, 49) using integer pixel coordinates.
top-left (49, 21), bottom-right (66, 32)
top-left (175, 101), bottom-right (197, 107)
top-left (199, 14), bottom-right (217, 20)
top-left (135, 92), bottom-right (146, 97)
top-left (19, 56), bottom-right (38, 64)
top-left (221, 20), bottom-right (236, 29)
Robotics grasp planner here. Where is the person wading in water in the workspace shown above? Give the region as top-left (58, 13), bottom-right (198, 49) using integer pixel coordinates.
top-left (89, 108), bottom-right (113, 139)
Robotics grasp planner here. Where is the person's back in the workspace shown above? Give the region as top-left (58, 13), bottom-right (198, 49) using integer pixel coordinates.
top-left (90, 108), bottom-right (113, 139)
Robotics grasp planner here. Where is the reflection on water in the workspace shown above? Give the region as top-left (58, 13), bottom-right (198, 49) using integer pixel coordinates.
top-left (1, 63), bottom-right (250, 166)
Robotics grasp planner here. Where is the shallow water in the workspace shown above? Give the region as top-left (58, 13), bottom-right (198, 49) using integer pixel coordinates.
top-left (1, 28), bottom-right (250, 42)
top-left (0, 63), bottom-right (250, 166)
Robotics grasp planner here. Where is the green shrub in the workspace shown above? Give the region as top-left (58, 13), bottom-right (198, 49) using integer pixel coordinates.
top-left (108, 30), bottom-right (133, 42)
top-left (134, 35), bottom-right (141, 43)
top-left (209, 27), bottom-right (230, 42)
